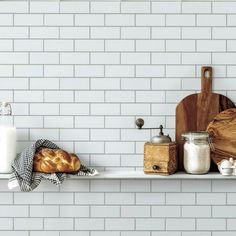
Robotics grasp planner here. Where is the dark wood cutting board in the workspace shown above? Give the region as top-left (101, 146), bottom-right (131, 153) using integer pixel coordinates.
top-left (176, 66), bottom-right (235, 171)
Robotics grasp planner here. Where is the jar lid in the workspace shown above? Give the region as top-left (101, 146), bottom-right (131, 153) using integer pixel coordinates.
top-left (182, 131), bottom-right (209, 140)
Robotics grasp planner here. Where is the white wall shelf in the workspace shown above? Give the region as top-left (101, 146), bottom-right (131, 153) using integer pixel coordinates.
top-left (1, 171), bottom-right (236, 180)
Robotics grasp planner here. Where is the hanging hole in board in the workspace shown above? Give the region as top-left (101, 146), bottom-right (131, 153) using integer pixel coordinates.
top-left (204, 69), bottom-right (210, 79)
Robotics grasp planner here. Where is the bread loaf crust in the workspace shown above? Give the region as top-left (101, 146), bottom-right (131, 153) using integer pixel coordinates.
top-left (33, 148), bottom-right (81, 173)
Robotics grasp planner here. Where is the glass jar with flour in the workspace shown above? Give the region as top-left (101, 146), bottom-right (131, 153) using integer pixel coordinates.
top-left (0, 102), bottom-right (16, 173)
top-left (182, 132), bottom-right (210, 174)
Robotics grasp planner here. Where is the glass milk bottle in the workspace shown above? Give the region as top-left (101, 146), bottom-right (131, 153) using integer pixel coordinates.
top-left (0, 102), bottom-right (16, 173)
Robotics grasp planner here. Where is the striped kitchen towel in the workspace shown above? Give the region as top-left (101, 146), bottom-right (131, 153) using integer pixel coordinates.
top-left (8, 139), bottom-right (98, 192)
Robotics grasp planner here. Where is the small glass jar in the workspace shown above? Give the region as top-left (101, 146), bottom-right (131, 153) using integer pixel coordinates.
top-left (182, 132), bottom-right (210, 174)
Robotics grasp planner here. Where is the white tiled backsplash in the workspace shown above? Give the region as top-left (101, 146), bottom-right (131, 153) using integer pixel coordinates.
top-left (1, 0), bottom-right (236, 235)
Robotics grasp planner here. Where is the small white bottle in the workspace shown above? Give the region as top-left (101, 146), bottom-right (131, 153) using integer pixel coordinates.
top-left (0, 102), bottom-right (16, 173)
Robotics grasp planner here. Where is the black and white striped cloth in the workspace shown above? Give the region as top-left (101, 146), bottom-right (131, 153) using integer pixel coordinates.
top-left (8, 139), bottom-right (98, 192)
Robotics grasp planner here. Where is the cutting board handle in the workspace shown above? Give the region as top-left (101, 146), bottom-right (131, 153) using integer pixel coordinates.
top-left (201, 66), bottom-right (212, 93)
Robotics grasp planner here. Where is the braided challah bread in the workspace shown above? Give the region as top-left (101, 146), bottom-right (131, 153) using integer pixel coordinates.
top-left (33, 148), bottom-right (81, 173)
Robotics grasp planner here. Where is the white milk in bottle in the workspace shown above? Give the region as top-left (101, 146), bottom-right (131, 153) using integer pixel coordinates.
top-left (0, 102), bottom-right (16, 173)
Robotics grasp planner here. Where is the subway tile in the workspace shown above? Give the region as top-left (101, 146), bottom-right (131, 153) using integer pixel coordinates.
top-left (75, 116), bottom-right (104, 128)
top-left (121, 180), bottom-right (150, 192)
top-left (0, 14), bottom-right (13, 26)
top-left (75, 40), bottom-right (104, 52)
top-left (60, 206), bottom-right (89, 217)
top-left (105, 193), bottom-right (134, 205)
top-left (0, 78), bottom-right (28, 90)
top-left (106, 65), bottom-right (134, 77)
top-left (14, 193), bottom-right (43, 204)
top-left (44, 116), bottom-right (73, 128)
top-left (197, 219), bottom-right (226, 230)
top-left (91, 2), bottom-right (120, 13)
top-left (152, 206), bottom-right (181, 218)
top-left (121, 27), bottom-right (150, 39)
top-left (75, 91), bottom-right (104, 103)
top-left (181, 180), bottom-right (211, 192)
top-left (106, 15), bottom-right (134, 26)
top-left (14, 65), bottom-right (43, 77)
top-left (182, 206), bottom-right (211, 218)
top-left (45, 14), bottom-right (73, 26)
top-left (0, 219), bottom-right (13, 230)
top-left (91, 154), bottom-right (120, 167)
top-left (75, 65), bottom-right (104, 77)
top-left (60, 129), bottom-right (89, 141)
top-left (166, 219), bottom-right (195, 231)
top-left (213, 180), bottom-right (236, 192)
top-left (166, 193), bottom-right (195, 205)
top-left (14, 218), bottom-right (43, 230)
top-left (60, 27), bottom-right (89, 39)
top-left (91, 206), bottom-right (120, 218)
top-left (30, 78), bottom-right (59, 90)
top-left (30, 206), bottom-right (59, 217)
top-left (182, 2), bottom-right (211, 13)
top-left (0, 40), bottom-right (13, 51)
top-left (136, 15), bottom-right (165, 26)
top-left (152, 180), bottom-right (181, 192)
top-left (105, 40), bottom-right (134, 52)
top-left (30, 27), bottom-right (59, 39)
top-left (136, 193), bottom-right (165, 205)
top-left (60, 2), bottom-right (89, 13)
top-left (30, 232), bottom-right (59, 236)
top-left (30, 1), bottom-right (59, 13)
top-left (121, 206), bottom-right (150, 218)
top-left (91, 27), bottom-right (120, 39)
top-left (213, 206), bottom-right (236, 217)
top-left (14, 14), bottom-right (43, 26)
top-left (75, 219), bottom-right (104, 230)
top-left (122, 53), bottom-right (150, 65)
top-left (76, 14), bottom-right (104, 26)
top-left (182, 27), bottom-right (211, 39)
top-left (91, 129), bottom-right (120, 141)
top-left (14, 40), bottom-right (42, 52)
top-left (44, 193), bottom-right (73, 204)
top-left (136, 219), bottom-right (165, 230)
top-left (75, 193), bottom-right (104, 204)
top-left (60, 180), bottom-right (89, 192)
top-left (152, 2), bottom-right (181, 13)
top-left (60, 78), bottom-right (89, 90)
top-left (166, 15), bottom-right (195, 27)
top-left (30, 129), bottom-right (59, 141)
top-left (0, 27), bottom-right (28, 38)
top-left (0, 2), bottom-right (28, 13)
top-left (106, 219), bottom-right (135, 230)
top-left (121, 2), bottom-right (150, 13)
top-left (30, 104), bottom-right (59, 115)
top-left (197, 15), bottom-right (226, 26)
top-left (152, 27), bottom-right (181, 39)
top-left (44, 218), bottom-right (73, 230)
top-left (91, 180), bottom-right (120, 192)
top-left (30, 52), bottom-right (59, 64)
top-left (91, 52), bottom-right (119, 64)
top-left (213, 2), bottom-right (236, 13)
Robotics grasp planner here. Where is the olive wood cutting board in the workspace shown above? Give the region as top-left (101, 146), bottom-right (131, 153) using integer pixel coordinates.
top-left (207, 108), bottom-right (236, 164)
top-left (176, 66), bottom-right (235, 171)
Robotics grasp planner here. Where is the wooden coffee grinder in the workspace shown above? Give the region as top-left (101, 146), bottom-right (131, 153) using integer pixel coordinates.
top-left (136, 118), bottom-right (178, 175)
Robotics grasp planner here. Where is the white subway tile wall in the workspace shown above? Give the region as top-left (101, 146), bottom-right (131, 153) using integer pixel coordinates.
top-left (0, 0), bottom-right (235, 234)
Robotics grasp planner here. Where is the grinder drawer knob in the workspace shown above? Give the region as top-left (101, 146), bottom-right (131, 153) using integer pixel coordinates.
top-left (153, 165), bottom-right (160, 170)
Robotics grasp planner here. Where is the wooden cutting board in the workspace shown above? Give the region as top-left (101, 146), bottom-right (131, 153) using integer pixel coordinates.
top-left (207, 108), bottom-right (236, 164)
top-left (176, 66), bottom-right (235, 170)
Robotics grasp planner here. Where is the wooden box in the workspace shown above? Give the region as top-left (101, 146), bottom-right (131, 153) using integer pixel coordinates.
top-left (144, 142), bottom-right (178, 175)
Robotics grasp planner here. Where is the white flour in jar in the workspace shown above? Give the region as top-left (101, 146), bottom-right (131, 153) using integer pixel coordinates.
top-left (183, 142), bottom-right (210, 174)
